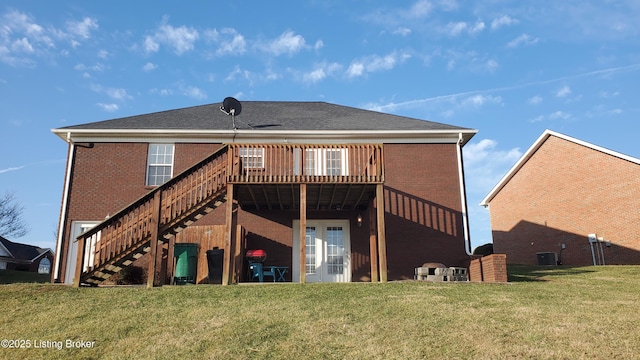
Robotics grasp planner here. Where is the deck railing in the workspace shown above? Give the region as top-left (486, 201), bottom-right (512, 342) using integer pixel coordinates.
top-left (228, 144), bottom-right (384, 184)
top-left (75, 143), bottom-right (384, 284)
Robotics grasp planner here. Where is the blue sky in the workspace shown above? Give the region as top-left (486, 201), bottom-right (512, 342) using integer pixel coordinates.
top-left (1, 1), bottom-right (639, 253)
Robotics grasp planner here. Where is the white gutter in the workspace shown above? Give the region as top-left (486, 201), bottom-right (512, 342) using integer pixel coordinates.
top-left (456, 133), bottom-right (472, 255)
top-left (53, 133), bottom-right (74, 282)
top-left (52, 128), bottom-right (478, 145)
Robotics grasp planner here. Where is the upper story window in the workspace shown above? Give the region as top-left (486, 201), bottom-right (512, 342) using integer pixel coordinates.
top-left (239, 147), bottom-right (264, 169)
top-left (146, 144), bottom-right (174, 186)
top-left (304, 148), bottom-right (349, 176)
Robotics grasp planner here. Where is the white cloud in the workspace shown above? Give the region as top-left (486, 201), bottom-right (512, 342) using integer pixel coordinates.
top-left (143, 36), bottom-right (159, 53)
top-left (11, 38), bottom-right (34, 53)
top-left (392, 27), bottom-right (412, 36)
top-left (444, 22), bottom-right (468, 36)
top-left (66, 17), bottom-right (98, 39)
top-left (530, 110), bottom-right (572, 123)
top-left (463, 138), bottom-right (522, 194)
top-left (346, 62), bottom-right (365, 78)
top-left (555, 85), bottom-right (571, 97)
top-left (527, 95), bottom-right (543, 105)
top-left (150, 88), bottom-right (172, 96)
top-left (461, 94), bottom-right (503, 107)
top-left (484, 59), bottom-right (499, 72)
top-left (143, 62), bottom-right (157, 72)
top-left (145, 19), bottom-right (199, 55)
top-left (507, 33), bottom-right (539, 48)
top-left (97, 103), bottom-right (119, 112)
top-left (303, 68), bottom-right (326, 83)
top-left (262, 30), bottom-right (306, 56)
top-left (491, 15), bottom-right (518, 30)
top-left (410, 0), bottom-right (433, 18)
top-left (215, 28), bottom-right (246, 56)
top-left (529, 115), bottom-right (545, 123)
top-left (470, 21), bottom-right (486, 34)
top-left (302, 62), bottom-right (342, 83)
top-left (442, 20), bottom-right (485, 36)
top-left (438, 0), bottom-right (458, 11)
top-left (347, 51), bottom-right (411, 78)
top-left (97, 50), bottom-right (109, 59)
top-left (599, 90), bottom-right (620, 98)
top-left (549, 110), bottom-right (571, 120)
top-left (314, 40), bottom-right (324, 50)
top-left (182, 86), bottom-right (206, 100)
top-left (106, 88), bottom-right (131, 101)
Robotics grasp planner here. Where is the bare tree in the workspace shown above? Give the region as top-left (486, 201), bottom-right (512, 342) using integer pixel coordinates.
top-left (0, 191), bottom-right (29, 238)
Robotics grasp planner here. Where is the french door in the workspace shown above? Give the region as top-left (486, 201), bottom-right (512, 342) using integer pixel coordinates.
top-left (292, 220), bottom-right (351, 282)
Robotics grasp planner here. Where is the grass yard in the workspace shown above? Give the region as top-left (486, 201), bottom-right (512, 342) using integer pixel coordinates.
top-left (0, 270), bottom-right (51, 284)
top-left (1, 265), bottom-right (639, 359)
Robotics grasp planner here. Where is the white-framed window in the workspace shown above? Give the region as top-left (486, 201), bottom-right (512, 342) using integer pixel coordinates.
top-left (146, 144), bottom-right (174, 186)
top-left (304, 148), bottom-right (349, 176)
top-left (38, 258), bottom-right (51, 274)
top-left (239, 147), bottom-right (264, 169)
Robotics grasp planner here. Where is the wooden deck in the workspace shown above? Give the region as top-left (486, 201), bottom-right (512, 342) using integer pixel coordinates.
top-left (73, 143), bottom-right (387, 287)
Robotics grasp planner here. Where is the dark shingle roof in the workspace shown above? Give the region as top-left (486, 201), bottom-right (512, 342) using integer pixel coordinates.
top-left (0, 236), bottom-right (51, 261)
top-left (58, 101), bottom-right (471, 132)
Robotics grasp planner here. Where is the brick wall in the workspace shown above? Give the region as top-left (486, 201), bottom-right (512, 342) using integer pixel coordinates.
top-left (469, 254), bottom-right (508, 283)
top-left (490, 136), bottom-right (640, 265)
top-left (383, 143), bottom-right (469, 279)
top-left (57, 142), bottom-right (470, 282)
top-left (58, 142), bottom-right (220, 283)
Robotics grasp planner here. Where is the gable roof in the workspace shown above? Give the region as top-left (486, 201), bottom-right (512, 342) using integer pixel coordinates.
top-left (480, 129), bottom-right (640, 206)
top-left (0, 236), bottom-right (53, 262)
top-left (52, 101), bottom-right (476, 144)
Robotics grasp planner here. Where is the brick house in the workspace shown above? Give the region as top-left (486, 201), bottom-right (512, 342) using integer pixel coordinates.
top-left (51, 101), bottom-right (477, 286)
top-left (481, 130), bottom-right (640, 266)
top-left (0, 236), bottom-right (54, 274)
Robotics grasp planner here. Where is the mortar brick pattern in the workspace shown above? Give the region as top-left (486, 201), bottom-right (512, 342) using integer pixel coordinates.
top-left (57, 142), bottom-right (471, 282)
top-left (490, 136), bottom-right (640, 265)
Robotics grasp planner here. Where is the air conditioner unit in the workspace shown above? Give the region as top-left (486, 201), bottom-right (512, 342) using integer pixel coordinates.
top-left (536, 252), bottom-right (558, 266)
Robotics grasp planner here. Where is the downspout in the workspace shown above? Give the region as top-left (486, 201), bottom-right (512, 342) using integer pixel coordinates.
top-left (53, 132), bottom-right (74, 282)
top-left (456, 133), bottom-right (473, 255)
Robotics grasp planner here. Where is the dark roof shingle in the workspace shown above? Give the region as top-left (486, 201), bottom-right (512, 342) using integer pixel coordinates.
top-left (58, 101), bottom-right (471, 132)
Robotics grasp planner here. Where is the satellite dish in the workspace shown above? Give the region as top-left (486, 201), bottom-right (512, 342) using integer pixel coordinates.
top-left (220, 97), bottom-right (242, 116)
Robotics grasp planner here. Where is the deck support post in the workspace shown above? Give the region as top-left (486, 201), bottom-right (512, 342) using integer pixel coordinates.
top-left (147, 191), bottom-right (162, 288)
top-left (73, 236), bottom-right (86, 287)
top-left (368, 197), bottom-right (379, 282)
top-left (299, 184), bottom-right (307, 283)
top-left (223, 184), bottom-right (236, 285)
top-left (376, 184), bottom-right (388, 282)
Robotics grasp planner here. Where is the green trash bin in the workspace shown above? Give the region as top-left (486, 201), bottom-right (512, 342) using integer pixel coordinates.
top-left (174, 243), bottom-right (199, 285)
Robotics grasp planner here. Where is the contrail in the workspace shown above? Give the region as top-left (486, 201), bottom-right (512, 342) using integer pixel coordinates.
top-left (370, 63), bottom-right (640, 112)
top-left (0, 166), bottom-right (25, 174)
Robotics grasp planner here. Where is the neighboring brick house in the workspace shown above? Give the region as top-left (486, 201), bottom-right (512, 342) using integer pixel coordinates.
top-left (481, 130), bottom-right (640, 266)
top-left (51, 101), bottom-right (477, 286)
top-left (0, 236), bottom-right (54, 273)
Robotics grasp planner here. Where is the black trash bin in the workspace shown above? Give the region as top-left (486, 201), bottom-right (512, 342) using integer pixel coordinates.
top-left (206, 248), bottom-right (224, 284)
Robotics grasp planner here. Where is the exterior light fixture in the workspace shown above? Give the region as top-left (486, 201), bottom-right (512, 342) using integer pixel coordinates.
top-left (357, 213), bottom-right (363, 227)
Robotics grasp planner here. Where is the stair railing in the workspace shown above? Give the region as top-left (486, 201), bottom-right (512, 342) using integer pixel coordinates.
top-left (74, 145), bottom-right (230, 285)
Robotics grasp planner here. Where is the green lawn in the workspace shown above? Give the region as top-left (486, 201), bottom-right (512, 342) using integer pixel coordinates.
top-left (0, 269), bottom-right (50, 284)
top-left (1, 265), bottom-right (639, 359)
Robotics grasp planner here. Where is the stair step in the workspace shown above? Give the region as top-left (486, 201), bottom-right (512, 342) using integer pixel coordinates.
top-left (79, 147), bottom-right (230, 286)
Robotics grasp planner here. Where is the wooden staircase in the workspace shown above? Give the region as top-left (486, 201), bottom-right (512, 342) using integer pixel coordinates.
top-left (74, 145), bottom-right (232, 286)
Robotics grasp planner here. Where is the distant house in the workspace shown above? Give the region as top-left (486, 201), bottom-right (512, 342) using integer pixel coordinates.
top-left (51, 101), bottom-right (477, 286)
top-left (481, 130), bottom-right (640, 266)
top-left (0, 236), bottom-right (54, 273)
